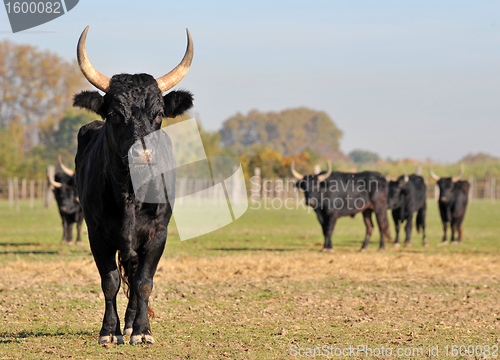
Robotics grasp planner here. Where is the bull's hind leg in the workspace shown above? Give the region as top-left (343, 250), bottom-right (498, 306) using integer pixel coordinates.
top-left (361, 209), bottom-right (374, 251)
top-left (404, 212), bottom-right (414, 247)
top-left (451, 215), bottom-right (465, 243)
top-left (89, 238), bottom-right (123, 345)
top-left (374, 208), bottom-right (389, 250)
top-left (417, 206), bottom-right (427, 246)
top-left (129, 234), bottom-right (167, 345)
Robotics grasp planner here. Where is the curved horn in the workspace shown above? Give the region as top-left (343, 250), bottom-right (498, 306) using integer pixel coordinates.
top-left (47, 174), bottom-right (62, 189)
top-left (429, 165), bottom-right (440, 181)
top-left (452, 163), bottom-right (464, 182)
top-left (77, 26), bottom-right (111, 92)
top-left (58, 155), bottom-right (74, 177)
top-left (403, 170), bottom-right (409, 185)
top-left (291, 161), bottom-right (304, 180)
top-left (317, 161), bottom-right (332, 182)
top-left (156, 29), bottom-right (194, 93)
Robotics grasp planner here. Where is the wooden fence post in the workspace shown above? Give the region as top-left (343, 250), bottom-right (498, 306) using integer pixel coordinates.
top-left (251, 167), bottom-right (261, 203)
top-left (13, 177), bottom-right (19, 211)
top-left (468, 176), bottom-right (474, 202)
top-left (8, 178), bottom-right (13, 209)
top-left (30, 180), bottom-right (35, 209)
top-left (491, 177), bottom-right (496, 203)
top-left (21, 178), bottom-right (27, 200)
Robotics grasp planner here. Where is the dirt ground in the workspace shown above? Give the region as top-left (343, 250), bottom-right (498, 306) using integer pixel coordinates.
top-left (2, 251), bottom-right (500, 287)
top-left (1, 251), bottom-right (500, 359)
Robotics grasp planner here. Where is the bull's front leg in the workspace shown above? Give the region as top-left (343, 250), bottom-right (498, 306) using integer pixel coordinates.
top-left (404, 212), bottom-right (414, 247)
top-left (391, 210), bottom-right (400, 246)
top-left (442, 221), bottom-right (448, 243)
top-left (361, 209), bottom-right (374, 251)
top-left (129, 232), bottom-right (167, 345)
top-left (76, 215), bottom-right (84, 245)
top-left (394, 221), bottom-right (400, 245)
top-left (321, 214), bottom-right (337, 251)
top-left (91, 248), bottom-right (123, 345)
top-left (61, 218), bottom-right (69, 244)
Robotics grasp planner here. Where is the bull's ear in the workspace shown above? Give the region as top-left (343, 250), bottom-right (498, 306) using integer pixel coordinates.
top-left (163, 90), bottom-right (194, 117)
top-left (73, 91), bottom-right (104, 115)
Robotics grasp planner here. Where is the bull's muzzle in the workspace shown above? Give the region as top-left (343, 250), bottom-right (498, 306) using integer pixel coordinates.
top-left (130, 147), bottom-right (154, 164)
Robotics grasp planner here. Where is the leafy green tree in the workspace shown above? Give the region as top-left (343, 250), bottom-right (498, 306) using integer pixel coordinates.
top-left (219, 108), bottom-right (344, 160)
top-left (0, 40), bottom-right (87, 148)
top-left (38, 109), bottom-right (95, 168)
top-left (348, 149), bottom-right (380, 164)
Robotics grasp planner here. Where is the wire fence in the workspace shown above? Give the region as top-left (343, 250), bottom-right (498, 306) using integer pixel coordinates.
top-left (1, 170), bottom-right (497, 211)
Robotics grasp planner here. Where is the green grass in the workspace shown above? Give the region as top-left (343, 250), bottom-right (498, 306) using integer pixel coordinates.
top-left (1, 198), bottom-right (499, 261)
top-left (0, 199), bottom-right (499, 359)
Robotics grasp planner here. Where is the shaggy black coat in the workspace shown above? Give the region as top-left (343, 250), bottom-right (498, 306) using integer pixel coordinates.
top-left (387, 174), bottom-right (427, 247)
top-left (296, 171), bottom-right (391, 250)
top-left (53, 172), bottom-right (84, 244)
top-left (74, 73), bottom-right (193, 343)
top-left (436, 178), bottom-right (469, 243)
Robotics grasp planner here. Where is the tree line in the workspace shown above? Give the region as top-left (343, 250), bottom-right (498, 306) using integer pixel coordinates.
top-left (1, 39), bottom-right (498, 180)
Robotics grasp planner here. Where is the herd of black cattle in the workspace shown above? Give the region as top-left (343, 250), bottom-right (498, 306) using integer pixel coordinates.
top-left (43, 27), bottom-right (470, 345)
top-left (291, 162), bottom-right (469, 251)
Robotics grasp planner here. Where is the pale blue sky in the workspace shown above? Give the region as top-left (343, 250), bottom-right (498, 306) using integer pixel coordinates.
top-left (1, 1), bottom-right (499, 162)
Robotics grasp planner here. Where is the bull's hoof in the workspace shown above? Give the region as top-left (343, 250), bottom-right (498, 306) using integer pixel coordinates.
top-left (321, 248), bottom-right (334, 253)
top-left (130, 334), bottom-right (155, 345)
top-left (76, 240), bottom-right (83, 246)
top-left (438, 241), bottom-right (448, 247)
top-left (393, 243), bottom-right (400, 248)
top-left (451, 240), bottom-right (459, 245)
top-left (359, 248), bottom-right (367, 253)
top-left (98, 335), bottom-right (111, 345)
top-left (377, 247), bottom-right (385, 251)
top-left (99, 334), bottom-right (123, 345)
top-left (404, 242), bottom-right (412, 248)
top-left (422, 239), bottom-right (428, 247)
top-left (124, 328), bottom-right (133, 336)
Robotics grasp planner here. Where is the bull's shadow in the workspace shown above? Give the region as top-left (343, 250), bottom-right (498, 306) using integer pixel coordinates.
top-left (0, 329), bottom-right (94, 343)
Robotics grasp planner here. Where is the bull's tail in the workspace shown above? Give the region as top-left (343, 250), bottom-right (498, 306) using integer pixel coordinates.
top-left (416, 209), bottom-right (424, 233)
top-left (118, 251), bottom-right (155, 319)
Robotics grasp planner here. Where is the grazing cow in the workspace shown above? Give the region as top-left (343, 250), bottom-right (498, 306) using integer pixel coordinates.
top-left (48, 157), bottom-right (84, 245)
top-left (387, 173), bottom-right (427, 247)
top-left (292, 162), bottom-right (391, 251)
top-left (430, 164), bottom-right (469, 244)
top-left (73, 26), bottom-right (194, 345)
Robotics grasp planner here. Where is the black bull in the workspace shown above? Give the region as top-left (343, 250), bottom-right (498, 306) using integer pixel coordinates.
top-left (295, 171), bottom-right (391, 250)
top-left (51, 172), bottom-right (84, 245)
top-left (430, 165), bottom-right (469, 243)
top-left (387, 174), bottom-right (427, 247)
top-left (73, 26), bottom-right (193, 345)
top-left (436, 178), bottom-right (470, 243)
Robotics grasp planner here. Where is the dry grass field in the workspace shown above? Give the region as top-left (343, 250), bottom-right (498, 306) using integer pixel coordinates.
top-left (0, 199), bottom-right (499, 359)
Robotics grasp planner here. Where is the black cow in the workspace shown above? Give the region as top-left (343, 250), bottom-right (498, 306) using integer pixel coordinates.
top-left (48, 157), bottom-right (84, 245)
top-left (73, 26), bottom-right (194, 345)
top-left (387, 173), bottom-right (427, 247)
top-left (292, 162), bottom-right (391, 251)
top-left (430, 164), bottom-right (469, 244)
